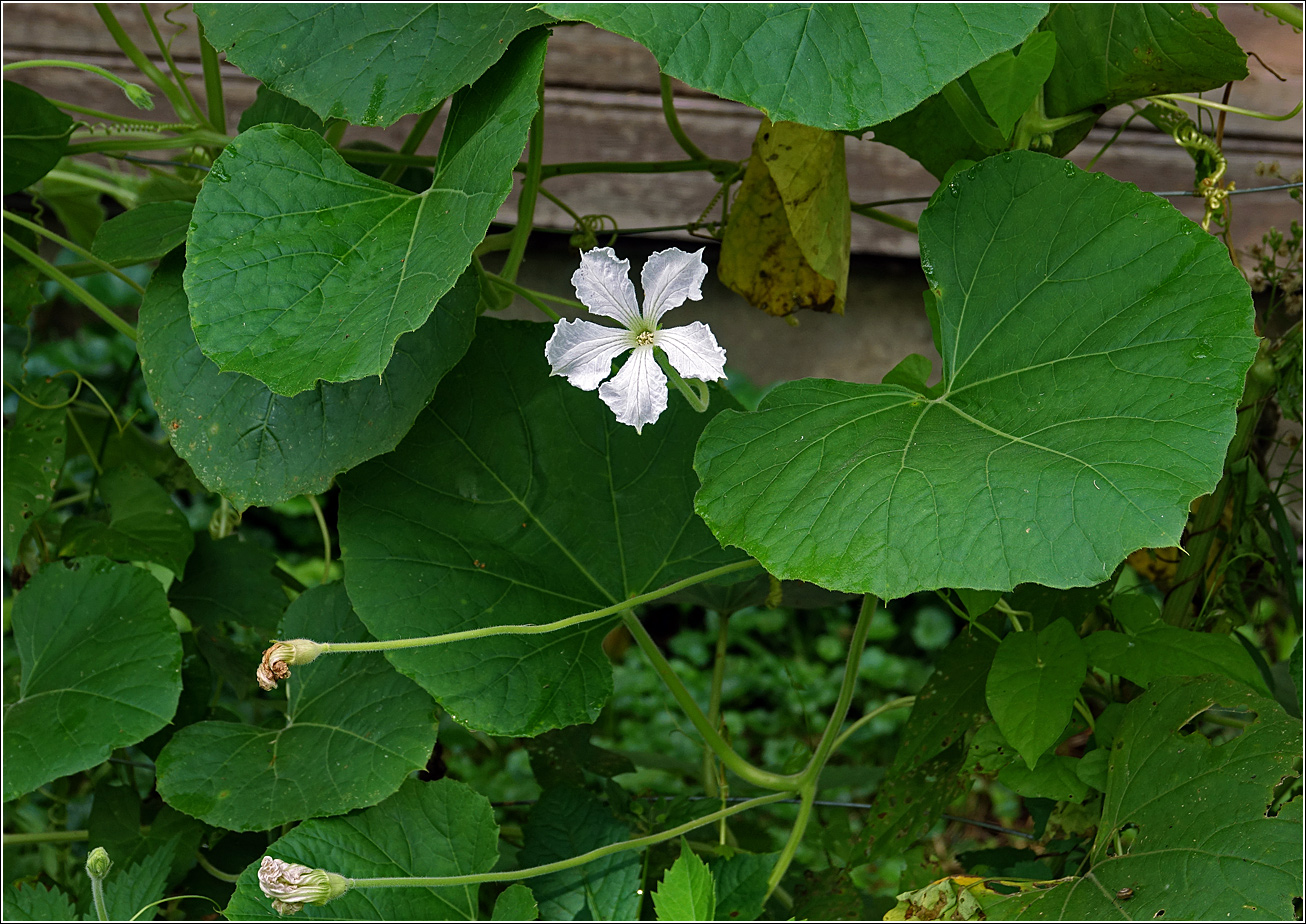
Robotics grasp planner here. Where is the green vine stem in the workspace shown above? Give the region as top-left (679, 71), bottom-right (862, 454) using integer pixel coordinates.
top-left (308, 560), bottom-right (761, 655)
top-left (620, 608), bottom-right (801, 792)
top-left (659, 355), bottom-right (711, 411)
top-left (65, 128), bottom-right (232, 156)
top-left (500, 76), bottom-right (546, 285)
top-left (3, 829), bottom-right (89, 846)
top-left (379, 104), bottom-right (442, 185)
top-left (1161, 340), bottom-right (1276, 627)
top-left (305, 494), bottom-right (332, 585)
top-left (1254, 2), bottom-right (1304, 30)
top-left (829, 695), bottom-right (916, 753)
top-left (3, 209), bottom-right (146, 295)
top-left (3, 234), bottom-right (138, 341)
top-left (481, 272), bottom-right (562, 321)
top-left (1149, 93), bottom-right (1304, 121)
top-left (704, 612), bottom-right (733, 844)
top-left (93, 4), bottom-right (195, 120)
top-left (330, 792), bottom-right (790, 893)
top-left (660, 74), bottom-right (711, 163)
top-left (765, 592), bottom-right (878, 895)
top-left (140, 4), bottom-right (204, 123)
top-left (3, 59), bottom-right (153, 110)
top-left (322, 119), bottom-right (348, 148)
top-left (196, 19), bottom-right (227, 135)
top-left (850, 204), bottom-right (919, 234)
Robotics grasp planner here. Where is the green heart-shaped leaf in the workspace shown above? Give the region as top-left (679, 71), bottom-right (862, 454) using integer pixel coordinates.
top-left (141, 256), bottom-right (477, 510)
top-left (155, 583), bottom-right (436, 831)
top-left (338, 320), bottom-right (744, 737)
top-left (224, 778), bottom-right (498, 920)
top-left (3, 557), bottom-right (181, 800)
top-left (695, 152), bottom-right (1257, 599)
top-left (184, 30), bottom-right (543, 395)
top-left (197, 4), bottom-right (552, 127)
top-left (986, 618), bottom-right (1086, 769)
top-left (543, 4), bottom-right (1048, 131)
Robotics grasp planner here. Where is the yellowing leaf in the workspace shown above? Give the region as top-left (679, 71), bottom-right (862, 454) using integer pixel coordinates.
top-left (718, 119), bottom-right (849, 317)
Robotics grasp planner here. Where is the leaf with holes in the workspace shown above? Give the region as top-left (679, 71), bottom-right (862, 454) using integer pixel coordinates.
top-left (986, 676), bottom-right (1301, 920)
top-left (183, 30), bottom-right (542, 395)
top-left (3, 376), bottom-right (66, 544)
top-left (155, 583), bottom-right (435, 830)
top-left (338, 320), bottom-right (744, 737)
top-left (695, 152), bottom-right (1257, 600)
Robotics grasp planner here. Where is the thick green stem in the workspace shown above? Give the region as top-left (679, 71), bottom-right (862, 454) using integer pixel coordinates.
top-left (1254, 2), bottom-right (1304, 29)
top-left (337, 792), bottom-right (789, 892)
top-left (500, 77), bottom-right (545, 284)
top-left (306, 494), bottom-right (332, 585)
top-left (91, 876), bottom-right (109, 922)
top-left (4, 829), bottom-right (89, 846)
top-left (196, 19), bottom-right (226, 135)
top-left (703, 612), bottom-right (731, 797)
top-left (94, 4), bottom-right (194, 119)
top-left (3, 234), bottom-right (137, 341)
top-left (1149, 93), bottom-right (1303, 121)
top-left (322, 119), bottom-right (348, 148)
top-left (4, 209), bottom-right (146, 295)
top-left (66, 129), bottom-right (232, 155)
top-left (1161, 341), bottom-right (1276, 627)
top-left (481, 272), bottom-right (561, 322)
top-left (766, 593), bottom-right (878, 895)
top-left (660, 74), bottom-right (711, 162)
top-left (658, 353), bottom-right (710, 411)
top-left (850, 204), bottom-right (918, 234)
top-left (379, 104), bottom-right (442, 185)
top-left (4, 59), bottom-right (153, 111)
top-left (320, 560), bottom-right (760, 654)
top-left (621, 609), bottom-right (801, 791)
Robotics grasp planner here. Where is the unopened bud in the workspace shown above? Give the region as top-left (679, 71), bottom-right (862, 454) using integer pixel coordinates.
top-left (86, 846), bottom-right (112, 880)
top-left (258, 856), bottom-right (350, 915)
top-left (256, 639), bottom-right (326, 691)
top-left (123, 82), bottom-right (155, 110)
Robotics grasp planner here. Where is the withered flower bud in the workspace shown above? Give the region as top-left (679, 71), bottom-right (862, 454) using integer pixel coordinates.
top-left (256, 639), bottom-right (326, 691)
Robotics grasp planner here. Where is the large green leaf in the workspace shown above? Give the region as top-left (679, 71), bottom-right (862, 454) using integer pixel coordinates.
top-left (543, 4), bottom-right (1047, 131)
top-left (338, 320), bottom-right (744, 737)
top-left (1085, 626), bottom-right (1270, 696)
top-left (1042, 3), bottom-right (1247, 118)
top-left (155, 583), bottom-right (435, 831)
top-left (141, 256), bottom-right (477, 509)
top-left (988, 677), bottom-right (1301, 920)
top-left (224, 778), bottom-right (498, 920)
top-left (3, 377), bottom-right (67, 544)
top-left (197, 4), bottom-right (552, 127)
top-left (59, 465), bottom-right (194, 575)
top-left (183, 30), bottom-right (543, 395)
top-left (694, 151), bottom-right (1257, 600)
top-left (3, 81), bottom-right (73, 195)
top-left (3, 558), bottom-right (182, 801)
top-left (986, 619), bottom-right (1086, 769)
top-left (519, 786), bottom-right (642, 921)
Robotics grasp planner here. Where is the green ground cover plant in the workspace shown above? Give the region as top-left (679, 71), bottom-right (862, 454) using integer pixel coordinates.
top-left (3, 3), bottom-right (1302, 920)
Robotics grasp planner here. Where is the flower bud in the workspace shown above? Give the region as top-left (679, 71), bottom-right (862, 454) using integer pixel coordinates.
top-left (257, 856), bottom-right (350, 915)
top-left (86, 846), bottom-right (112, 880)
top-left (256, 639), bottom-right (326, 691)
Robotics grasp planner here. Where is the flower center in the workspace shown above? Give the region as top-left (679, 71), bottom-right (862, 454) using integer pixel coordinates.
top-left (636, 330), bottom-right (656, 346)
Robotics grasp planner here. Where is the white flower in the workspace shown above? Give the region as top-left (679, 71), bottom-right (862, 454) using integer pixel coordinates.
top-left (545, 247), bottom-right (727, 433)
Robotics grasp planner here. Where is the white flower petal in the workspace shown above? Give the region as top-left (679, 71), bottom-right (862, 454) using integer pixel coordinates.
top-left (571, 247), bottom-right (642, 328)
top-left (599, 344), bottom-right (668, 434)
top-left (545, 318), bottom-right (636, 391)
top-left (640, 247), bottom-right (708, 325)
top-left (654, 322), bottom-right (728, 382)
